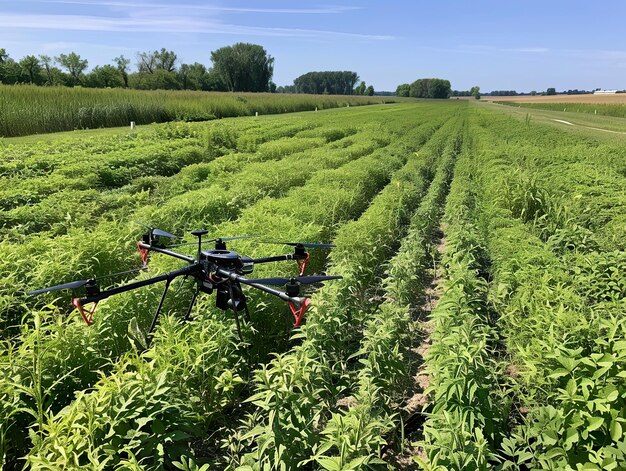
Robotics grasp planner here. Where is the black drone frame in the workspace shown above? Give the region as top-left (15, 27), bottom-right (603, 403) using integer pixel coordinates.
top-left (29, 227), bottom-right (341, 340)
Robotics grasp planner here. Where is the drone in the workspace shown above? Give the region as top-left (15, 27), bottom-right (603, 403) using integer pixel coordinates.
top-left (28, 224), bottom-right (342, 339)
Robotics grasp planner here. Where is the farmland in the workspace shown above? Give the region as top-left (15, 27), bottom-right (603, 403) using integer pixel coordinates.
top-left (0, 85), bottom-right (396, 138)
top-left (484, 94), bottom-right (626, 119)
top-left (2, 101), bottom-right (626, 470)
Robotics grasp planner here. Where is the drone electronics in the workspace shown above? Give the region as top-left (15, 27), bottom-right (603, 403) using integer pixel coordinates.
top-left (28, 224), bottom-right (342, 339)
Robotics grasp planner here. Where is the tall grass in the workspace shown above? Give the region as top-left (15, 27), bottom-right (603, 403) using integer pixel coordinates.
top-left (0, 85), bottom-right (397, 137)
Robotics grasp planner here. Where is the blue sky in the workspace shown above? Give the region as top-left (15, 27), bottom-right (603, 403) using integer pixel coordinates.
top-left (1, 0), bottom-right (625, 92)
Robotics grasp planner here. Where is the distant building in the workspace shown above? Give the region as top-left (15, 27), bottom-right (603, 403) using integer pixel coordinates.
top-left (594, 89), bottom-right (618, 94)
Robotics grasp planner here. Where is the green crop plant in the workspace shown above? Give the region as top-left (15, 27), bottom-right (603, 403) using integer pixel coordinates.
top-left (9, 103), bottom-right (464, 463)
top-left (0, 84), bottom-right (399, 137)
top-left (311, 125), bottom-right (464, 469)
top-left (233, 115), bottom-right (466, 469)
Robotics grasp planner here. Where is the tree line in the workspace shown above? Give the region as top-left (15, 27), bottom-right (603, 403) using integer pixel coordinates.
top-left (285, 71), bottom-right (373, 95)
top-left (395, 78), bottom-right (452, 99)
top-left (0, 43), bottom-right (276, 92)
top-left (0, 44), bottom-right (372, 96)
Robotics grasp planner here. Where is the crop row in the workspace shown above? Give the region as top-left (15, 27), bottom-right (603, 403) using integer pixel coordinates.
top-left (231, 116), bottom-right (466, 469)
top-left (310, 119), bottom-right (464, 469)
top-left (402, 107), bottom-right (626, 469)
top-left (495, 100), bottom-right (626, 119)
top-left (19, 106), bottom-right (459, 469)
top-left (1, 103), bottom-right (464, 468)
top-left (416, 130), bottom-right (509, 469)
top-left (463, 109), bottom-right (626, 469)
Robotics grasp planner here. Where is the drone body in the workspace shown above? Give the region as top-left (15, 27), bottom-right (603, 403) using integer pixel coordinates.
top-left (29, 225), bottom-right (341, 340)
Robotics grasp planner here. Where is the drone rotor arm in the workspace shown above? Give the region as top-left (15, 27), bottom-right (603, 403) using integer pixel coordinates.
top-left (249, 253), bottom-right (308, 265)
top-left (72, 264), bottom-right (201, 306)
top-left (137, 241), bottom-right (196, 264)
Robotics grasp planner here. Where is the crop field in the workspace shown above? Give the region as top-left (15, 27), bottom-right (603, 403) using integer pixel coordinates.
top-left (485, 94), bottom-right (626, 119)
top-left (0, 85), bottom-right (396, 138)
top-left (2, 101), bottom-right (626, 470)
top-left (484, 94), bottom-right (626, 104)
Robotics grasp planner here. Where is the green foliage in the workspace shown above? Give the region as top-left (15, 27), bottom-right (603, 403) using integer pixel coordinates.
top-left (0, 102), bottom-right (467, 467)
top-left (293, 71), bottom-right (360, 95)
top-left (498, 100), bottom-right (626, 119)
top-left (0, 85), bottom-right (395, 137)
top-left (409, 78), bottom-right (452, 99)
top-left (499, 318), bottom-right (626, 470)
top-left (210, 43), bottom-right (274, 92)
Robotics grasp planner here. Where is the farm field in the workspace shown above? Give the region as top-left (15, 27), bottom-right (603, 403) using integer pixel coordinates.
top-left (2, 101), bottom-right (626, 470)
top-left (483, 94), bottom-right (626, 104)
top-left (483, 94), bottom-right (626, 119)
top-left (0, 85), bottom-right (398, 138)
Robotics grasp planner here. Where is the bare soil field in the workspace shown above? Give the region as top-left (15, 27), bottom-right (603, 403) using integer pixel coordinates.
top-left (482, 94), bottom-right (626, 104)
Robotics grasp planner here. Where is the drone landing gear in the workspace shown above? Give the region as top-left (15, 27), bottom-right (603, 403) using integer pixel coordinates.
top-left (149, 278), bottom-right (172, 335)
top-left (184, 286), bottom-right (199, 322)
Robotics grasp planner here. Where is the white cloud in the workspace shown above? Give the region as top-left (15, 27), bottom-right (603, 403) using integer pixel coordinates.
top-left (0, 12), bottom-right (393, 40)
top-left (30, 0), bottom-right (359, 14)
top-left (459, 44), bottom-right (548, 54)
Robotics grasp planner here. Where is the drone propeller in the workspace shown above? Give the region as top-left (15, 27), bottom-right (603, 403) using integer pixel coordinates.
top-left (28, 279), bottom-right (93, 296)
top-left (262, 241), bottom-right (336, 249)
top-left (244, 275), bottom-right (342, 286)
top-left (171, 235), bottom-right (257, 248)
top-left (135, 221), bottom-right (178, 239)
top-left (28, 267), bottom-right (146, 296)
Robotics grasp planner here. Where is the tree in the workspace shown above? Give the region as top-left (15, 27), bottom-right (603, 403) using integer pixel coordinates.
top-left (546, 87), bottom-right (556, 95)
top-left (129, 68), bottom-right (180, 90)
top-left (470, 85), bottom-right (480, 100)
top-left (55, 52), bottom-right (88, 85)
top-left (0, 56), bottom-right (23, 84)
top-left (365, 85), bottom-right (374, 96)
top-left (38, 55), bottom-right (55, 84)
top-left (355, 81), bottom-right (366, 95)
top-left (0, 48), bottom-right (8, 64)
top-left (87, 65), bottom-right (123, 88)
top-left (396, 83), bottom-right (410, 97)
top-left (137, 48), bottom-right (177, 74)
top-left (176, 62), bottom-right (204, 90)
top-left (210, 43), bottom-right (274, 92)
top-left (114, 55), bottom-right (130, 87)
top-left (19, 55), bottom-right (42, 84)
top-left (293, 71), bottom-right (358, 95)
top-left (408, 78), bottom-right (451, 99)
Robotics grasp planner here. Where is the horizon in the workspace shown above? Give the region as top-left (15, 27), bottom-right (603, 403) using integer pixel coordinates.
top-left (1, 0), bottom-right (625, 93)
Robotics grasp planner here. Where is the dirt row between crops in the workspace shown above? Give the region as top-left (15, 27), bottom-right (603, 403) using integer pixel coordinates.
top-left (388, 224), bottom-right (447, 469)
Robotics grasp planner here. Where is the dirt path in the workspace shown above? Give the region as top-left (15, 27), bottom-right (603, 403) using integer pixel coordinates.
top-left (478, 101), bottom-right (626, 138)
top-left (550, 118), bottom-right (626, 135)
top-left (391, 225), bottom-right (447, 468)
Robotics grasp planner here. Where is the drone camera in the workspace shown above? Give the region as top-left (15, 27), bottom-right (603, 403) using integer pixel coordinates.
top-left (199, 279), bottom-right (213, 294)
top-left (216, 284), bottom-right (247, 312)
